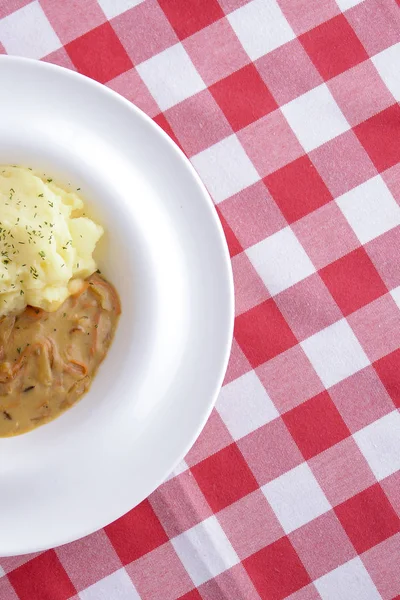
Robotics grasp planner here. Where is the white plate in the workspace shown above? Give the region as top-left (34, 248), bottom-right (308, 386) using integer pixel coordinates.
top-left (0, 56), bottom-right (233, 556)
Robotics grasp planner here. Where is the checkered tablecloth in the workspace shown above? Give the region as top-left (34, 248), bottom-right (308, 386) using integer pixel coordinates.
top-left (1, 0), bottom-right (400, 598)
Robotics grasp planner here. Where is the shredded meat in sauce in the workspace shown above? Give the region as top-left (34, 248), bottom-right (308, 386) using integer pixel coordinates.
top-left (0, 274), bottom-right (120, 436)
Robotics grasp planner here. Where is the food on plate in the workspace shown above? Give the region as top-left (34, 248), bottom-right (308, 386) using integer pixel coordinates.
top-left (0, 167), bottom-right (121, 436)
top-left (0, 166), bottom-right (103, 316)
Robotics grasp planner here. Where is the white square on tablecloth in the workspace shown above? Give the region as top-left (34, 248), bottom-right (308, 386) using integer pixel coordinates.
top-left (97, 0), bottom-right (145, 19)
top-left (137, 43), bottom-right (206, 111)
top-left (336, 175), bottom-right (400, 244)
top-left (191, 135), bottom-right (259, 204)
top-left (315, 557), bottom-right (381, 600)
top-left (262, 463), bottom-right (331, 534)
top-left (372, 44), bottom-right (400, 101)
top-left (335, 0), bottom-right (366, 10)
top-left (281, 83), bottom-right (350, 152)
top-left (216, 371), bottom-right (279, 440)
top-left (0, 0), bottom-right (61, 59)
top-left (79, 568), bottom-right (140, 600)
top-left (301, 319), bottom-right (370, 388)
top-left (172, 515), bottom-right (239, 586)
top-left (354, 410), bottom-right (400, 481)
top-left (228, 0), bottom-right (295, 61)
top-left (246, 226), bottom-right (315, 296)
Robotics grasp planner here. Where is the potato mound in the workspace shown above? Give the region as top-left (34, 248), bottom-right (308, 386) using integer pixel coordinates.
top-left (0, 166), bottom-right (103, 316)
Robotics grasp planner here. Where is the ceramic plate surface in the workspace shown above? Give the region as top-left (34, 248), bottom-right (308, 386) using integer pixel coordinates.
top-left (0, 56), bottom-right (233, 555)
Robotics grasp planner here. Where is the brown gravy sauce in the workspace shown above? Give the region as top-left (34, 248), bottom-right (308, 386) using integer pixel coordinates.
top-left (0, 274), bottom-right (120, 436)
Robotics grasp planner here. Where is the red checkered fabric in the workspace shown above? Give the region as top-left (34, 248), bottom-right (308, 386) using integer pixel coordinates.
top-left (1, 0), bottom-right (400, 598)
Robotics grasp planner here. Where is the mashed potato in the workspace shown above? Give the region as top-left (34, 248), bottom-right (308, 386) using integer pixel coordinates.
top-left (0, 166), bottom-right (103, 316)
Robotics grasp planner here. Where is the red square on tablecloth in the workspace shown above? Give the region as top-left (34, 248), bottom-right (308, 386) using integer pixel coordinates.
top-left (255, 39), bottom-right (322, 106)
top-left (179, 591), bottom-right (202, 600)
top-left (210, 64), bottom-right (278, 132)
top-left (293, 202), bottom-right (359, 270)
top-left (283, 391), bottom-right (350, 460)
top-left (8, 551), bottom-right (76, 600)
top-left (238, 418), bottom-right (303, 486)
top-left (105, 499), bottom-right (168, 564)
top-left (348, 295), bottom-right (400, 362)
top-left (309, 130), bottom-right (377, 197)
top-left (191, 443), bottom-right (259, 512)
top-left (299, 14), bottom-right (368, 80)
top-left (354, 104), bottom-right (400, 173)
top-left (310, 437), bottom-right (376, 506)
top-left (65, 22), bottom-right (133, 83)
top-left (329, 366), bottom-right (396, 433)
top-left (184, 18), bottom-right (249, 86)
top-left (158, 0), bottom-right (224, 39)
top-left (244, 537), bottom-right (311, 600)
top-left (265, 155), bottom-right (332, 223)
top-left (335, 483), bottom-right (400, 553)
top-left (235, 299), bottom-right (298, 368)
top-left (374, 349), bottom-right (400, 408)
top-left (289, 511), bottom-right (356, 580)
top-left (218, 489), bottom-right (284, 560)
top-left (320, 247), bottom-right (387, 316)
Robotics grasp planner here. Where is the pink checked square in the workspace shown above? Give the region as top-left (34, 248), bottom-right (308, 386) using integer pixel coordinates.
top-left (310, 437), bottom-right (376, 506)
top-left (346, 0), bottom-right (400, 56)
top-left (40, 0), bottom-right (106, 45)
top-left (355, 104), bottom-right (400, 173)
top-left (8, 551), bottom-right (76, 600)
top-left (218, 181), bottom-right (286, 250)
top-left (299, 14), bottom-right (368, 80)
top-left (363, 533), bottom-right (400, 600)
top-left (238, 418), bottom-right (303, 486)
top-left (232, 253), bottom-right (270, 317)
top-left (218, 490), bottom-right (284, 560)
top-left (244, 537), bottom-right (311, 600)
top-left (0, 553), bottom-right (41, 575)
top-left (55, 530), bottom-right (121, 591)
top-left (381, 471), bottom-right (400, 519)
top-left (0, 577), bottom-right (20, 600)
top-left (366, 226), bottom-right (400, 290)
top-left (256, 345), bottom-right (324, 414)
top-left (185, 410), bottom-right (233, 466)
top-left (210, 63), bottom-right (278, 132)
top-left (275, 273), bottom-right (342, 341)
top-left (348, 294), bottom-right (400, 362)
top-left (216, 207), bottom-right (243, 258)
top-left (0, 0), bottom-right (30, 19)
top-left (222, 338), bottom-right (252, 386)
top-left (255, 38), bottom-right (322, 106)
top-left (382, 163), bottom-right (400, 204)
top-left (292, 202), bottom-right (360, 270)
top-left (191, 443), bottom-right (259, 512)
top-left (289, 511), bottom-right (356, 580)
top-left (127, 543), bottom-right (193, 600)
top-left (329, 60), bottom-right (395, 128)
top-left (238, 111), bottom-right (304, 178)
top-left (107, 69), bottom-right (160, 117)
top-left (198, 563), bottom-right (260, 600)
top-left (42, 48), bottom-right (76, 71)
top-left (217, 0), bottom-right (253, 12)
top-left (149, 470), bottom-right (212, 538)
top-left (111, 0), bottom-right (178, 65)
top-left (278, 0), bottom-right (339, 35)
top-left (309, 130), bottom-right (377, 197)
top-left (183, 18), bottom-right (249, 86)
top-left (163, 89), bottom-right (232, 157)
top-left (285, 585), bottom-right (321, 600)
top-left (335, 483), bottom-right (400, 553)
top-left (329, 365), bottom-right (396, 433)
